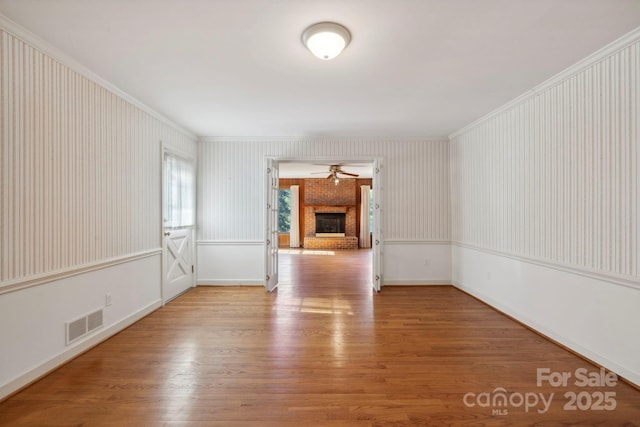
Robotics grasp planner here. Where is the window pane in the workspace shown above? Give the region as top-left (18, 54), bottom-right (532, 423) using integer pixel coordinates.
top-left (278, 189), bottom-right (291, 233)
top-left (369, 188), bottom-right (374, 231)
top-left (164, 153), bottom-right (196, 228)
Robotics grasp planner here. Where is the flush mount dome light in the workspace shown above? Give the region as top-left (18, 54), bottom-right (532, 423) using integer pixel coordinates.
top-left (302, 22), bottom-right (351, 60)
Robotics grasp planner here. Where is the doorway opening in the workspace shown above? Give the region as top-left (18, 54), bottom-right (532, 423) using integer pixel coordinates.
top-left (265, 159), bottom-right (383, 294)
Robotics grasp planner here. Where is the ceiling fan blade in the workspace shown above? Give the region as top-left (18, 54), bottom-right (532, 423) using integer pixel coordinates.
top-left (338, 171), bottom-right (359, 177)
top-left (312, 163), bottom-right (366, 167)
top-left (310, 171), bottom-right (328, 174)
top-left (326, 174), bottom-right (333, 179)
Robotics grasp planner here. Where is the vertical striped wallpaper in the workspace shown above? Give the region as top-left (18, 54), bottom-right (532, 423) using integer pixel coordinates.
top-left (450, 39), bottom-right (639, 280)
top-left (198, 138), bottom-right (450, 242)
top-left (0, 30), bottom-right (197, 285)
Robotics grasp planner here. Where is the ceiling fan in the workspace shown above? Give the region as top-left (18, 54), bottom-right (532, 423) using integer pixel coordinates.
top-left (312, 164), bottom-right (360, 181)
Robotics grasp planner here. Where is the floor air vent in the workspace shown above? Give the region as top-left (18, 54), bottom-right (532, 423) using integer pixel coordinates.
top-left (66, 308), bottom-right (104, 345)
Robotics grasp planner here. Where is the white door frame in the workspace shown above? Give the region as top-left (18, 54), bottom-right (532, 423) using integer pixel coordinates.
top-left (267, 156), bottom-right (384, 291)
top-left (161, 146), bottom-right (197, 303)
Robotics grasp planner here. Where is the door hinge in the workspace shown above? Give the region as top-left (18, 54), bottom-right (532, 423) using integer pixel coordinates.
top-left (266, 274), bottom-right (270, 281)
top-left (192, 265), bottom-right (194, 273)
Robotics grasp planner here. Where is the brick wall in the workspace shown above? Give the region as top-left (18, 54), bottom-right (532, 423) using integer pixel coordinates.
top-left (304, 178), bottom-right (356, 206)
top-left (283, 178), bottom-right (370, 249)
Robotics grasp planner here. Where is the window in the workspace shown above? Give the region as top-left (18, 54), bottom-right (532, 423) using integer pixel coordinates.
top-left (278, 189), bottom-right (291, 233)
top-left (163, 153), bottom-right (195, 228)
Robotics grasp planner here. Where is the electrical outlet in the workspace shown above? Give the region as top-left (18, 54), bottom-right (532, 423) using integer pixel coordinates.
top-left (105, 293), bottom-right (112, 307)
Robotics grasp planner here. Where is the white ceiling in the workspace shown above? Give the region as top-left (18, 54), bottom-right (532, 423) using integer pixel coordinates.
top-left (1, 0), bottom-right (639, 138)
top-left (279, 162), bottom-right (373, 179)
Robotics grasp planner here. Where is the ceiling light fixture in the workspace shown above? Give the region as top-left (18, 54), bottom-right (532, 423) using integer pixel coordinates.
top-left (330, 171), bottom-right (340, 185)
top-left (302, 22), bottom-right (351, 60)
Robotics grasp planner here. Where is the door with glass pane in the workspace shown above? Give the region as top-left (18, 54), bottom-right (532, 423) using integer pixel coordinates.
top-left (264, 158), bottom-right (279, 292)
top-left (372, 158), bottom-right (383, 292)
top-left (163, 152), bottom-right (196, 303)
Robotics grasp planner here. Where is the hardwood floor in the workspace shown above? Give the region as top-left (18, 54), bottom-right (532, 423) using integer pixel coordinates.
top-left (1, 249), bottom-right (639, 426)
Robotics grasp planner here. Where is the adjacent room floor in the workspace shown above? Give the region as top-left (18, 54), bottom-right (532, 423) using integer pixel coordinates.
top-left (1, 249), bottom-right (638, 425)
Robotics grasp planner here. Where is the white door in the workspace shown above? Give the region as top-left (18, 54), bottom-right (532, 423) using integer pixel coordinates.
top-left (264, 158), bottom-right (279, 292)
top-left (372, 159), bottom-right (383, 292)
top-left (162, 152), bottom-right (196, 302)
top-left (163, 227), bottom-right (194, 301)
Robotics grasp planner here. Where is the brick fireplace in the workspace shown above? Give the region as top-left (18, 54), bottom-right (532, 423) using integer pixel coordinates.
top-left (303, 179), bottom-right (359, 250)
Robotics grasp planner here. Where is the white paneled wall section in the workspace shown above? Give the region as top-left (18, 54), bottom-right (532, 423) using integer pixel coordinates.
top-left (0, 20), bottom-right (196, 399)
top-left (198, 138), bottom-right (450, 241)
top-left (451, 37), bottom-right (639, 283)
top-left (197, 138), bottom-right (451, 284)
top-left (0, 29), bottom-right (196, 291)
top-left (450, 29), bottom-right (640, 386)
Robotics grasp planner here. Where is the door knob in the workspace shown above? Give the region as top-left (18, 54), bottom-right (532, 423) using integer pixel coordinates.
top-left (164, 231), bottom-right (171, 236)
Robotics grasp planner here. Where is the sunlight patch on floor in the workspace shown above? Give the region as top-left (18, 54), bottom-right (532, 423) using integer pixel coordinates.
top-left (273, 297), bottom-right (354, 315)
top-left (279, 249), bottom-right (336, 256)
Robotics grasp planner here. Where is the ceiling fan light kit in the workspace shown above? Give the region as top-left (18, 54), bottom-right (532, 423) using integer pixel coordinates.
top-left (302, 22), bottom-right (351, 60)
top-left (313, 164), bottom-right (359, 185)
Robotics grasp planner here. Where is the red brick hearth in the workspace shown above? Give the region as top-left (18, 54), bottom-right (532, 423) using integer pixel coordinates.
top-left (304, 236), bottom-right (358, 249)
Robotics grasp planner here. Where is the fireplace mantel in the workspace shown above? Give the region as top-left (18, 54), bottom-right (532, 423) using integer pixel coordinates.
top-left (308, 206), bottom-right (348, 213)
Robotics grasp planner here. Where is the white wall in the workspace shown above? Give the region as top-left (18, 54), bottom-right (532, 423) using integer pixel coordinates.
top-left (384, 242), bottom-right (451, 285)
top-left (0, 19), bottom-right (197, 398)
top-left (197, 242), bottom-right (264, 285)
top-left (0, 255), bottom-right (162, 398)
top-left (453, 245), bottom-right (640, 386)
top-left (197, 138), bottom-right (452, 284)
top-left (450, 29), bottom-right (640, 386)
top-left (5, 7), bottom-right (636, 402)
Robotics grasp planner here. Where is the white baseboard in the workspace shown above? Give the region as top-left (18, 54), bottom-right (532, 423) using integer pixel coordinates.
top-left (198, 280), bottom-right (263, 286)
top-left (453, 280), bottom-right (640, 388)
top-left (384, 280), bottom-right (451, 285)
top-left (0, 299), bottom-right (161, 400)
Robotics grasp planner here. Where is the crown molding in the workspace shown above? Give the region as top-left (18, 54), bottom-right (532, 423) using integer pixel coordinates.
top-left (198, 136), bottom-right (449, 143)
top-left (449, 25), bottom-right (640, 140)
top-left (0, 13), bottom-right (197, 141)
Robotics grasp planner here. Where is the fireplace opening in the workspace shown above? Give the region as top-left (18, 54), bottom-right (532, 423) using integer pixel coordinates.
top-left (315, 213), bottom-right (346, 237)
